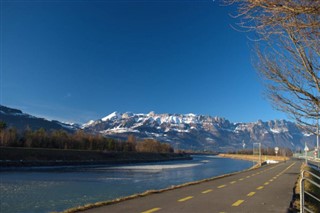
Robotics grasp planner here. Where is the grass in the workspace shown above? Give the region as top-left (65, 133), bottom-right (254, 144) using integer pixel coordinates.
top-left (218, 153), bottom-right (289, 162)
top-left (293, 163), bottom-right (320, 213)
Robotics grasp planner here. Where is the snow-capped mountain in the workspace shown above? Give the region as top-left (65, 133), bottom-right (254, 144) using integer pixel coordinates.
top-left (1, 105), bottom-right (315, 151)
top-left (0, 105), bottom-right (77, 132)
top-left (83, 111), bottom-right (316, 151)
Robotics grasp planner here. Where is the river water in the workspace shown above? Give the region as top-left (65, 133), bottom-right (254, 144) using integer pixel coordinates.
top-left (0, 155), bottom-right (253, 213)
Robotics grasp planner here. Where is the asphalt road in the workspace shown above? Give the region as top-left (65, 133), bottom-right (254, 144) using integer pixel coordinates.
top-left (83, 159), bottom-right (302, 213)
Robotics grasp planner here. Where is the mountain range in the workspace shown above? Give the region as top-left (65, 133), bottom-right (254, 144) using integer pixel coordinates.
top-left (0, 105), bottom-right (78, 132)
top-left (0, 105), bottom-right (316, 151)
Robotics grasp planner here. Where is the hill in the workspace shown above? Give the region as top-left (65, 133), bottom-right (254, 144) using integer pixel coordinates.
top-left (0, 105), bottom-right (77, 132)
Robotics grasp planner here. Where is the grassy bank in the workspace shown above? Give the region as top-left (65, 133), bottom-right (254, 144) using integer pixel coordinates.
top-left (293, 164), bottom-right (320, 212)
top-left (0, 147), bottom-right (191, 167)
top-left (219, 153), bottom-right (289, 162)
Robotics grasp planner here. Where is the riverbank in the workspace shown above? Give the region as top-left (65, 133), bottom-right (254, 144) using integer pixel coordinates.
top-left (0, 147), bottom-right (191, 167)
top-left (62, 157), bottom-right (257, 213)
top-left (1, 155), bottom-right (253, 213)
top-left (218, 153), bottom-right (289, 162)
top-left (63, 159), bottom-right (300, 213)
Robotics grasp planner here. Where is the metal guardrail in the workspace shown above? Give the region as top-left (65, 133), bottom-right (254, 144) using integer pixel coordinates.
top-left (300, 169), bottom-right (320, 213)
top-left (308, 161), bottom-right (320, 172)
top-left (294, 149), bottom-right (320, 159)
top-left (294, 152), bottom-right (320, 168)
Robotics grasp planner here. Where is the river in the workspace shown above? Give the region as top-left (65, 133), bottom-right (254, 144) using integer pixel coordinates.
top-left (0, 155), bottom-right (253, 213)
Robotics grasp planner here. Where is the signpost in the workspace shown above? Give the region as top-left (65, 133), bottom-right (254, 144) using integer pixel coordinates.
top-left (253, 143), bottom-right (261, 166)
top-left (275, 147), bottom-right (279, 157)
top-left (304, 143), bottom-right (309, 164)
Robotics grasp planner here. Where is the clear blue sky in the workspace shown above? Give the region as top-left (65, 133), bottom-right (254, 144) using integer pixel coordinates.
top-left (1, 0), bottom-right (288, 124)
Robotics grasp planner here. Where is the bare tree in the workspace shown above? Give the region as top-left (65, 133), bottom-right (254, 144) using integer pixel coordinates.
top-left (227, 0), bottom-right (320, 134)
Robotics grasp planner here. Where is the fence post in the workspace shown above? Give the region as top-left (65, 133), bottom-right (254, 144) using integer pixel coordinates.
top-left (300, 169), bottom-right (305, 213)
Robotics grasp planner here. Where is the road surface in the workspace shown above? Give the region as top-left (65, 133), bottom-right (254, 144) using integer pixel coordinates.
top-left (82, 159), bottom-right (302, 213)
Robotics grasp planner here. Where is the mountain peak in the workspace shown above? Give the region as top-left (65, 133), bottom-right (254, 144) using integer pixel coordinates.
top-left (2, 105), bottom-right (314, 151)
top-left (0, 105), bottom-right (76, 132)
top-left (101, 111), bottom-right (121, 121)
top-left (82, 111), bottom-right (314, 151)
top-left (0, 105), bottom-right (23, 115)
top-left (82, 120), bottom-right (96, 128)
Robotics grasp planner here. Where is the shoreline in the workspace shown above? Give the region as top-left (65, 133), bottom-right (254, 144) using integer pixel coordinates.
top-left (0, 147), bottom-right (191, 168)
top-left (62, 157), bottom-right (260, 213)
top-left (0, 157), bottom-right (192, 168)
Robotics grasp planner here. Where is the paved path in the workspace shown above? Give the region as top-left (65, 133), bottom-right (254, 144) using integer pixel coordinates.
top-left (83, 159), bottom-right (302, 213)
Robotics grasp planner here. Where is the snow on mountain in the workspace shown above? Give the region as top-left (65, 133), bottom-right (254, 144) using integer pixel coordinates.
top-left (1, 104), bottom-right (316, 152)
top-left (83, 111), bottom-right (316, 151)
top-left (82, 120), bottom-right (96, 128)
top-left (101, 111), bottom-right (122, 121)
top-left (59, 122), bottom-right (80, 130)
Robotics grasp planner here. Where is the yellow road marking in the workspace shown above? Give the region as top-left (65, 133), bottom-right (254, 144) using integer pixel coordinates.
top-left (257, 186), bottom-right (264, 190)
top-left (218, 184), bottom-right (226, 188)
top-left (286, 163), bottom-right (296, 170)
top-left (246, 176), bottom-right (251, 178)
top-left (230, 181), bottom-right (236, 184)
top-left (232, 199), bottom-right (244, 206)
top-left (247, 192), bottom-right (256, 197)
top-left (178, 196), bottom-right (193, 202)
top-left (239, 178), bottom-right (244, 181)
top-left (141, 207), bottom-right (161, 213)
top-left (264, 182), bottom-right (269, 185)
top-left (202, 189), bottom-right (212, 194)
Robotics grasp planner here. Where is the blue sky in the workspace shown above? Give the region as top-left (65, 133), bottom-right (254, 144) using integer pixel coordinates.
top-left (1, 0), bottom-right (288, 124)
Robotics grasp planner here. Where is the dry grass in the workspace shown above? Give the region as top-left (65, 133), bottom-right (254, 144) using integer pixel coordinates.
top-left (219, 154), bottom-right (289, 162)
top-left (293, 164), bottom-right (320, 213)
